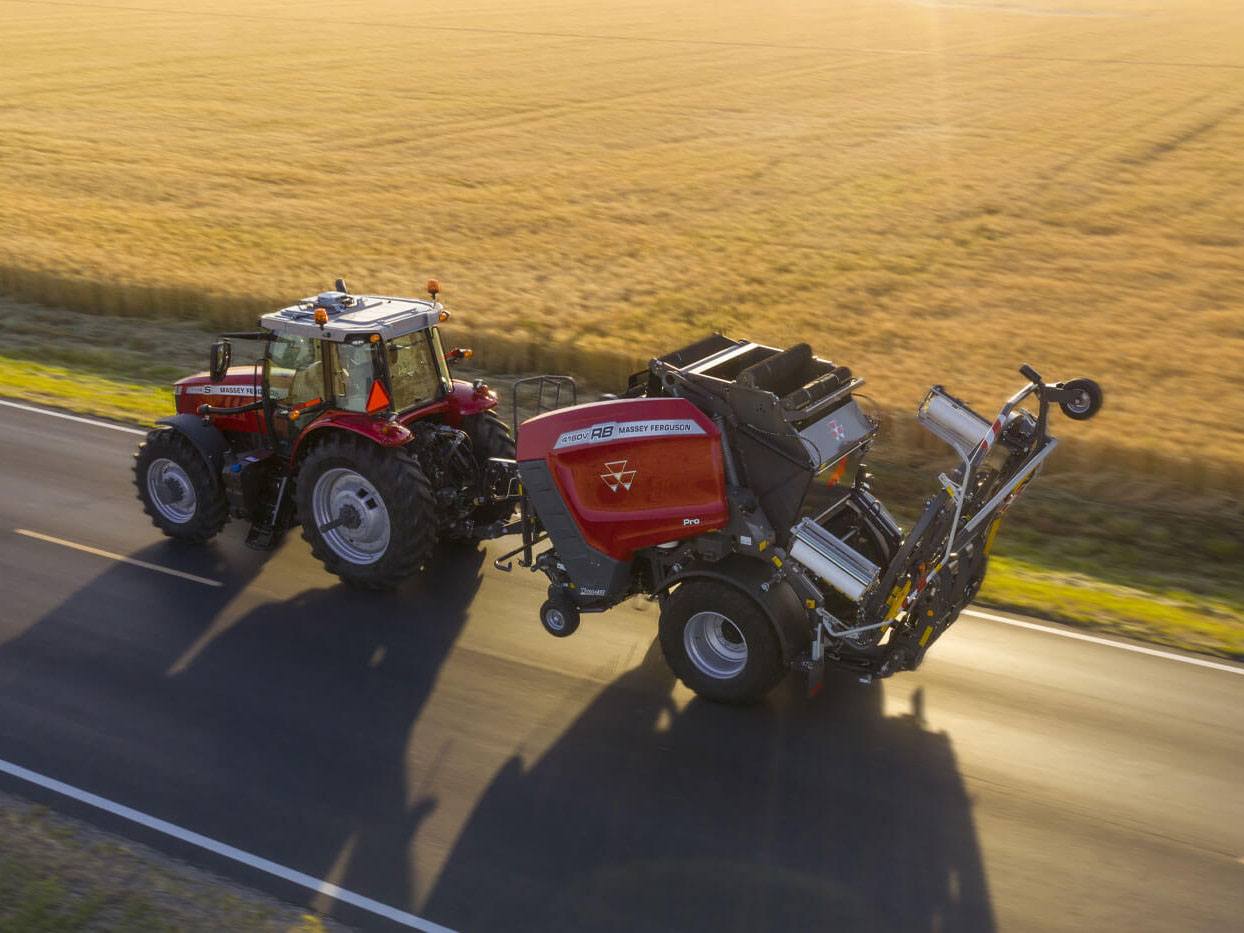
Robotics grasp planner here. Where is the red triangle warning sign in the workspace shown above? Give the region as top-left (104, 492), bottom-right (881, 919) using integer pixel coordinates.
top-left (366, 379), bottom-right (392, 414)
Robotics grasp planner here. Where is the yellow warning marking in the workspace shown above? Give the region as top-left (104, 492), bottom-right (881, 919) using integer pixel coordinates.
top-left (884, 579), bottom-right (911, 621)
top-left (919, 625), bottom-right (934, 648)
top-left (984, 516), bottom-right (1004, 556)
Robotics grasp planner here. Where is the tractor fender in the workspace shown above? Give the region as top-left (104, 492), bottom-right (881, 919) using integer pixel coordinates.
top-left (444, 378), bottom-right (500, 423)
top-left (400, 379), bottom-right (499, 429)
top-left (656, 554), bottom-right (811, 664)
top-left (155, 414), bottom-right (230, 479)
top-left (291, 413), bottom-right (412, 465)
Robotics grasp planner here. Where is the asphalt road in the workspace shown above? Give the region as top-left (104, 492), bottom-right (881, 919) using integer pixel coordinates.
top-left (0, 400), bottom-right (1240, 932)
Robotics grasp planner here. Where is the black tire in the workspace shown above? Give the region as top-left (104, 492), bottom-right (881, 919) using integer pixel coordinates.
top-left (658, 580), bottom-right (785, 705)
top-left (462, 412), bottom-right (517, 529)
top-left (1059, 378), bottom-right (1103, 421)
top-left (296, 434), bottom-right (436, 589)
top-left (540, 595), bottom-right (580, 638)
top-left (134, 428), bottom-right (228, 543)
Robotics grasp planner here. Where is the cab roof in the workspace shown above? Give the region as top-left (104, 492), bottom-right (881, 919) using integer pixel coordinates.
top-left (260, 291), bottom-right (443, 342)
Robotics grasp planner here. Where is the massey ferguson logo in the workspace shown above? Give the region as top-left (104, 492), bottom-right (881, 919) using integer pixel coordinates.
top-left (554, 418), bottom-right (705, 450)
top-left (600, 460), bottom-right (637, 492)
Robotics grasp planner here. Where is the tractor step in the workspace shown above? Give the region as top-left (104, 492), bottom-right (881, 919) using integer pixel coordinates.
top-left (245, 476), bottom-right (293, 550)
top-left (245, 523), bottom-right (281, 550)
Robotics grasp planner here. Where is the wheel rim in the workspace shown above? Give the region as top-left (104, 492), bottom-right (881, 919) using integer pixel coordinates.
top-left (684, 611), bottom-right (748, 679)
top-left (1067, 389), bottom-right (1092, 414)
top-left (146, 458), bottom-right (197, 523)
top-left (311, 467), bottom-right (391, 565)
top-left (545, 607), bottom-right (567, 632)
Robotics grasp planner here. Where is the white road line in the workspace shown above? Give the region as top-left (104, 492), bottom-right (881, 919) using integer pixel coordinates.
top-left (14, 529), bottom-right (223, 588)
top-left (963, 609), bottom-right (1244, 676)
top-left (0, 398), bottom-right (149, 435)
top-left (0, 756), bottom-right (455, 933)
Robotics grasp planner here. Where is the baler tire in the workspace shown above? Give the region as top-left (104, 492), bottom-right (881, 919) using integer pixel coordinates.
top-left (296, 435), bottom-right (436, 590)
top-left (659, 581), bottom-right (785, 705)
top-left (540, 596), bottom-right (580, 638)
top-left (1058, 377), bottom-right (1103, 421)
top-left (134, 428), bottom-right (228, 543)
top-left (462, 412), bottom-right (517, 530)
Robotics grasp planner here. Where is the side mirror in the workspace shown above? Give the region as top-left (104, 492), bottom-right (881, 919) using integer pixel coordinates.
top-left (209, 340), bottom-right (231, 383)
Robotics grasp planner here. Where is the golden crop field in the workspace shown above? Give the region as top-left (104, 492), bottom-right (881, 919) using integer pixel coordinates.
top-left (1, 0), bottom-right (1242, 481)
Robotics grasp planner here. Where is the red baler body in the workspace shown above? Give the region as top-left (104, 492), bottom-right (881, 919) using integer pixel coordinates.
top-left (517, 397), bottom-right (729, 561)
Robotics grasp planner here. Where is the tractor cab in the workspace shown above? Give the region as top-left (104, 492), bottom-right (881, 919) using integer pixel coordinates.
top-left (253, 281), bottom-right (454, 450)
top-left (147, 279), bottom-right (513, 582)
top-left (184, 279), bottom-right (458, 452)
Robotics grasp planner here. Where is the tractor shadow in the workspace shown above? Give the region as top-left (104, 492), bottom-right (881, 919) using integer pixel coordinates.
top-left (0, 536), bottom-right (485, 918)
top-left (424, 641), bottom-right (995, 933)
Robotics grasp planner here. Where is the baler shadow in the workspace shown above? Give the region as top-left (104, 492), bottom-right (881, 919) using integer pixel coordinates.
top-left (424, 640), bottom-right (995, 933)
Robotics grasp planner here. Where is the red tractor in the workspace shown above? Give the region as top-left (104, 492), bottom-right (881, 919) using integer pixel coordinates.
top-left (134, 279), bottom-right (515, 588)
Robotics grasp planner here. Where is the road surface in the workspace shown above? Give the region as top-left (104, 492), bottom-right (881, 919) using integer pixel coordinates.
top-left (0, 399), bottom-right (1240, 931)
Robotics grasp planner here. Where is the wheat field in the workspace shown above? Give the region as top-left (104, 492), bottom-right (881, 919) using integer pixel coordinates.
top-left (1, 0), bottom-right (1242, 481)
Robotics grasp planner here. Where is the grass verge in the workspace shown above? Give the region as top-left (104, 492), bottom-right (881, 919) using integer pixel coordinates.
top-left (0, 789), bottom-right (344, 932)
top-left (978, 556), bottom-right (1243, 660)
top-left (0, 355), bottom-right (171, 426)
top-left (1, 300), bottom-right (1240, 660)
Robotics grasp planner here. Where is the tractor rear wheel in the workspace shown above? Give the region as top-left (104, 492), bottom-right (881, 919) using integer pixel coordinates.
top-left (296, 435), bottom-right (436, 589)
top-left (462, 412), bottom-right (517, 532)
top-left (134, 428), bottom-right (228, 543)
top-left (658, 581), bottom-right (785, 705)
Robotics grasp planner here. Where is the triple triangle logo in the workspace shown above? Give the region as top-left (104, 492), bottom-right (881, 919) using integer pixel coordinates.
top-left (600, 460), bottom-right (637, 492)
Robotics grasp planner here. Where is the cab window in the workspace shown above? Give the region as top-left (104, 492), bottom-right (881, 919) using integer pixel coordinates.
top-left (267, 335), bottom-right (323, 406)
top-left (327, 341), bottom-right (381, 413)
top-left (386, 333), bottom-right (444, 411)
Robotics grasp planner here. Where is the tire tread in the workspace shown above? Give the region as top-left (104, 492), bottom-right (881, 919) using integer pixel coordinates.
top-left (296, 434), bottom-right (437, 589)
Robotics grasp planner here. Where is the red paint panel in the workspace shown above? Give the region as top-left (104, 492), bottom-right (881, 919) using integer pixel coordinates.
top-left (292, 411), bottom-right (411, 462)
top-left (518, 397), bottom-right (728, 560)
top-left (399, 379), bottom-right (498, 428)
top-left (174, 368), bottom-right (266, 435)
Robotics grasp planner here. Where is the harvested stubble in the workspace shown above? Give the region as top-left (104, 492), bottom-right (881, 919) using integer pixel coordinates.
top-left (1, 0), bottom-right (1242, 492)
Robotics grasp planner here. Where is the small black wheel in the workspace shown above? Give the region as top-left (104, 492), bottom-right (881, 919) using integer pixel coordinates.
top-left (461, 412), bottom-right (517, 532)
top-left (1059, 378), bottom-right (1103, 421)
top-left (658, 580), bottom-right (785, 705)
top-left (134, 428), bottom-right (228, 543)
top-left (540, 596), bottom-right (580, 638)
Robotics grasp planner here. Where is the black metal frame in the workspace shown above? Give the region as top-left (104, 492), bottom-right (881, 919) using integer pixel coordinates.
top-left (510, 375), bottom-right (577, 428)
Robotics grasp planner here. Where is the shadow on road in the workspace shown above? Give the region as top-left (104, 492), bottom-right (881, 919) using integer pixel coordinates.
top-left (0, 531), bottom-right (995, 932)
top-left (0, 536), bottom-right (485, 917)
top-left (424, 640), bottom-right (995, 933)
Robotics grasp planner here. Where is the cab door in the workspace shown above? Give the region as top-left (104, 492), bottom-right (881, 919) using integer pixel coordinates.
top-left (264, 334), bottom-right (328, 454)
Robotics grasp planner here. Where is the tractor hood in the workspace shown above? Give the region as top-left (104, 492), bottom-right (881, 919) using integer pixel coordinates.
top-left (174, 367), bottom-right (261, 400)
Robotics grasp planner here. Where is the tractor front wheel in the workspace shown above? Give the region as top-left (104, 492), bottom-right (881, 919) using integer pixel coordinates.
top-left (658, 581), bottom-right (785, 705)
top-left (297, 435), bottom-right (436, 589)
top-left (134, 429), bottom-right (228, 543)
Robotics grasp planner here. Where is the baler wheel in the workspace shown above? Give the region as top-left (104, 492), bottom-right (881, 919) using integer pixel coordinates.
top-left (540, 595), bottom-right (580, 638)
top-left (658, 581), bottom-right (785, 705)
